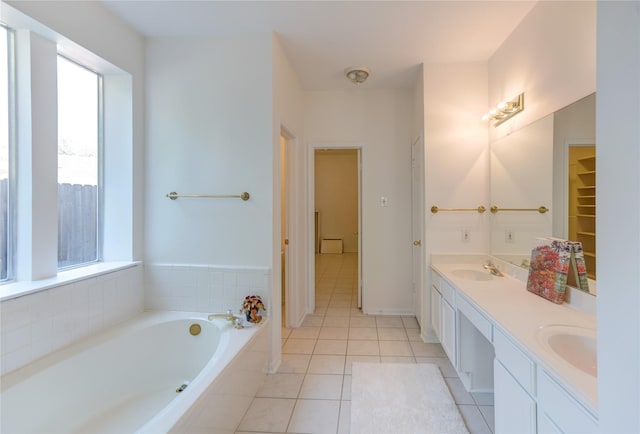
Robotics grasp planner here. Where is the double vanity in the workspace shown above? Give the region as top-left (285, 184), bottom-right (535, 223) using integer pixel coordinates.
top-left (431, 255), bottom-right (597, 433)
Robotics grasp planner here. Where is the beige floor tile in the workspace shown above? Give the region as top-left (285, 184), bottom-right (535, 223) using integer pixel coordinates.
top-left (377, 327), bottom-right (408, 341)
top-left (348, 327), bottom-right (378, 340)
top-left (415, 356), bottom-right (458, 377)
top-left (406, 327), bottom-right (423, 341)
top-left (380, 356), bottom-right (416, 364)
top-left (375, 316), bottom-right (404, 328)
top-left (314, 339), bottom-right (348, 355)
top-left (379, 340), bottom-right (414, 356)
top-left (445, 377), bottom-right (476, 405)
top-left (338, 400), bottom-right (351, 434)
top-left (410, 341), bottom-right (446, 357)
top-left (325, 307), bottom-right (351, 317)
top-left (341, 375), bottom-right (352, 400)
top-left (349, 316), bottom-right (377, 327)
top-left (301, 315), bottom-right (324, 327)
top-left (318, 327), bottom-right (349, 340)
top-left (236, 398), bottom-right (295, 433)
top-left (298, 374), bottom-right (344, 399)
top-left (282, 338), bottom-right (316, 355)
top-left (479, 405), bottom-right (495, 433)
top-left (322, 316), bottom-right (350, 328)
top-left (289, 326), bottom-right (321, 340)
top-left (287, 399), bottom-right (341, 434)
top-left (256, 373), bottom-right (305, 398)
top-left (347, 339), bottom-right (380, 356)
top-left (458, 404), bottom-right (492, 434)
top-left (281, 327), bottom-right (292, 339)
top-left (308, 354), bottom-right (346, 374)
top-left (278, 354), bottom-right (311, 374)
top-left (402, 316), bottom-right (420, 329)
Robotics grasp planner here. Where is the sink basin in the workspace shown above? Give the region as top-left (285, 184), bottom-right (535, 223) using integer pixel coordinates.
top-left (450, 269), bottom-right (494, 281)
top-left (537, 325), bottom-right (597, 377)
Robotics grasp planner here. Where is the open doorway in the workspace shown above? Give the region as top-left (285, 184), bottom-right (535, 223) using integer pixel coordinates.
top-left (311, 148), bottom-right (362, 314)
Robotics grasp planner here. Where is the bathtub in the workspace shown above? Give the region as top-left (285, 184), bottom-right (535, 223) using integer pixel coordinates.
top-left (0, 310), bottom-right (269, 434)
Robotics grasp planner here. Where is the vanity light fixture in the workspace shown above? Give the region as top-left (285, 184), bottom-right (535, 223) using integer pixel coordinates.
top-left (345, 66), bottom-right (370, 85)
top-left (482, 93), bottom-right (525, 127)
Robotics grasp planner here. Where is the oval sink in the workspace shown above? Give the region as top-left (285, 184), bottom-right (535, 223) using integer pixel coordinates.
top-left (537, 325), bottom-right (597, 377)
top-left (450, 269), bottom-right (494, 281)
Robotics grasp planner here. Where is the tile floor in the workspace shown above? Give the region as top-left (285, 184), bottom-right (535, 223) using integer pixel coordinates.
top-left (236, 253), bottom-right (494, 434)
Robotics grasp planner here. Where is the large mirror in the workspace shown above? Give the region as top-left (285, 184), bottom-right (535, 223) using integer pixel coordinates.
top-left (490, 93), bottom-right (596, 294)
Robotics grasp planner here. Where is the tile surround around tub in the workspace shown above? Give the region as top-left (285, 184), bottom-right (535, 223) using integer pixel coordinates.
top-left (0, 265), bottom-right (144, 375)
top-left (144, 264), bottom-right (271, 316)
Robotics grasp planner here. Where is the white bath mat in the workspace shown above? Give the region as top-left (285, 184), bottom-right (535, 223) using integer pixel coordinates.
top-left (350, 363), bottom-right (469, 434)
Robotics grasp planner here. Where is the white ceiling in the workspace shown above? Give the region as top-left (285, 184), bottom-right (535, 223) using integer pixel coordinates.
top-left (102, 1), bottom-right (537, 91)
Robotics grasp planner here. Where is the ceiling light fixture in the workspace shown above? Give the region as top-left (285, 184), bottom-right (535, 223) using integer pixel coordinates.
top-left (345, 66), bottom-right (370, 85)
top-left (482, 93), bottom-right (525, 126)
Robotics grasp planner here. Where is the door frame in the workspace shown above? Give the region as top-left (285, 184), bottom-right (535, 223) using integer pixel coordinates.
top-left (280, 126), bottom-right (299, 328)
top-left (307, 142), bottom-right (363, 313)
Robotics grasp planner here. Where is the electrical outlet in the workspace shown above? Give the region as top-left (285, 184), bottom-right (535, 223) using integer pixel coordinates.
top-left (462, 228), bottom-right (470, 242)
top-left (380, 196), bottom-right (388, 207)
top-left (505, 229), bottom-right (514, 243)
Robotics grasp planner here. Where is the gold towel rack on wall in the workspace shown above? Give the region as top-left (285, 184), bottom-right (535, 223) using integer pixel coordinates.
top-left (490, 205), bottom-right (549, 214)
top-left (430, 206), bottom-right (487, 214)
top-left (166, 191), bottom-right (251, 201)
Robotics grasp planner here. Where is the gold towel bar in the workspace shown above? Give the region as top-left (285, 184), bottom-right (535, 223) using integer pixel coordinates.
top-left (490, 206), bottom-right (548, 214)
top-left (431, 206), bottom-right (486, 214)
top-left (166, 192), bottom-right (250, 201)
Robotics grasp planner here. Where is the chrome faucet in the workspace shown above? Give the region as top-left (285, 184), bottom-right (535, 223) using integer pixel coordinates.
top-left (483, 262), bottom-right (504, 277)
top-left (208, 310), bottom-right (244, 329)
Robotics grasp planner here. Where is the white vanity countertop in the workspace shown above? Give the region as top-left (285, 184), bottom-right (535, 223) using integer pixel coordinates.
top-left (431, 262), bottom-right (598, 416)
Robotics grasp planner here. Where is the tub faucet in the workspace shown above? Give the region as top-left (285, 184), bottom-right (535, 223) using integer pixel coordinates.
top-left (208, 311), bottom-right (244, 329)
top-left (483, 262), bottom-right (504, 277)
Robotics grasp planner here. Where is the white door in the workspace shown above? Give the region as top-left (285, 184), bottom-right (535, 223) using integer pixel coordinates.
top-left (411, 136), bottom-right (425, 325)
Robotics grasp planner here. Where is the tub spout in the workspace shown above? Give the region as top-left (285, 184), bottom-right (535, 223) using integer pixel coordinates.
top-left (208, 312), bottom-right (244, 329)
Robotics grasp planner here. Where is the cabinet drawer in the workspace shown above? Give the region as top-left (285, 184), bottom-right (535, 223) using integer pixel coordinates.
top-left (456, 295), bottom-right (492, 342)
top-left (439, 278), bottom-right (456, 306)
top-left (537, 369), bottom-right (598, 434)
top-left (494, 327), bottom-right (536, 395)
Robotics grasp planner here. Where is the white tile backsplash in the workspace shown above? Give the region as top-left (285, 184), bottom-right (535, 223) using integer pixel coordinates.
top-left (144, 264), bottom-right (271, 317)
top-left (0, 264), bottom-right (144, 375)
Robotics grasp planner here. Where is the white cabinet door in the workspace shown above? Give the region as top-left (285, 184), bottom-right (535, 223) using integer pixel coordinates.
top-left (431, 286), bottom-right (441, 340)
top-left (537, 370), bottom-right (598, 434)
top-left (440, 298), bottom-right (456, 366)
top-left (495, 359), bottom-right (537, 434)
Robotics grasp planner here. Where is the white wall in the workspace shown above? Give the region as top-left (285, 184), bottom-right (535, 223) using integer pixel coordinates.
top-left (422, 62), bottom-right (489, 340)
top-left (305, 89), bottom-right (414, 315)
top-left (145, 34), bottom-right (273, 267)
top-left (315, 150), bottom-right (359, 253)
top-left (596, 2), bottom-right (640, 432)
top-left (488, 1), bottom-right (596, 142)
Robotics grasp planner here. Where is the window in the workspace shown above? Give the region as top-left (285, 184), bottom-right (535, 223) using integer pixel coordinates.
top-left (0, 25), bottom-right (14, 282)
top-left (57, 56), bottom-right (102, 269)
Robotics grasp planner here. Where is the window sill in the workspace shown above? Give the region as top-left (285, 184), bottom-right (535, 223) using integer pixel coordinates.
top-left (0, 261), bottom-right (142, 302)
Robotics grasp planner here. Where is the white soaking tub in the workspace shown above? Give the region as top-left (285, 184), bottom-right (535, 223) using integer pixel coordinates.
top-left (0, 311), bottom-right (269, 434)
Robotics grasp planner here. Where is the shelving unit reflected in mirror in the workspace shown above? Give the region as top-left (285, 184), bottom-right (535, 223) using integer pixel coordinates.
top-left (569, 147), bottom-right (596, 279)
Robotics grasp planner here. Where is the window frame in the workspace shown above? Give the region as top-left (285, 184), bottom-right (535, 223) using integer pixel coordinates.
top-left (1, 24), bottom-right (17, 283)
top-left (56, 54), bottom-right (104, 271)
